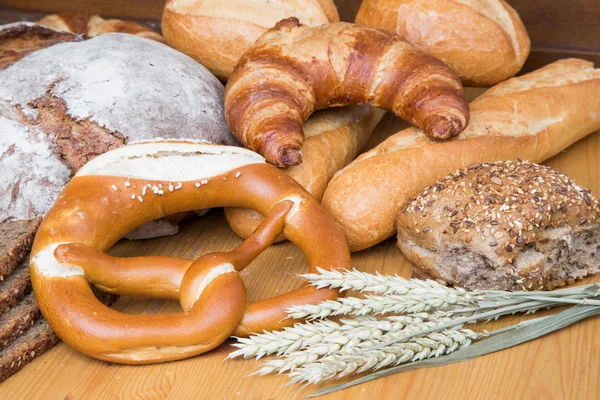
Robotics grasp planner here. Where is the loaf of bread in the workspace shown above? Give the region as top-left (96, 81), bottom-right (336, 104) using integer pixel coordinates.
top-left (397, 160), bottom-right (600, 290)
top-left (322, 59), bottom-right (600, 252)
top-left (225, 106), bottom-right (385, 238)
top-left (0, 31), bottom-right (235, 237)
top-left (0, 22), bottom-right (81, 70)
top-left (355, 0), bottom-right (530, 86)
top-left (162, 0), bottom-right (339, 79)
top-left (37, 12), bottom-right (164, 43)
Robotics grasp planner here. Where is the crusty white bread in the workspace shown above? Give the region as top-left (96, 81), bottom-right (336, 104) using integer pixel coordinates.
top-left (321, 59), bottom-right (600, 252)
top-left (162, 0), bottom-right (339, 80)
top-left (355, 0), bottom-right (530, 86)
top-left (225, 106), bottom-right (385, 238)
top-left (397, 160), bottom-right (600, 291)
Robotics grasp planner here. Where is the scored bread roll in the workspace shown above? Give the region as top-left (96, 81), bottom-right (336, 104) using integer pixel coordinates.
top-left (355, 0), bottom-right (530, 86)
top-left (162, 0), bottom-right (339, 80)
top-left (225, 106), bottom-right (385, 238)
top-left (321, 59), bottom-right (600, 252)
top-left (37, 12), bottom-right (164, 43)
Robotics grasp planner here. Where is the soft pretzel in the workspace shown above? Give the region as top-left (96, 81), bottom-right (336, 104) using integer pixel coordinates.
top-left (29, 142), bottom-right (350, 364)
top-left (224, 18), bottom-right (469, 167)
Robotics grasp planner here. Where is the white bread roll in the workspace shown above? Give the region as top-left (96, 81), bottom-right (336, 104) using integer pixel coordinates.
top-left (161, 0), bottom-right (339, 80)
top-left (355, 0), bottom-right (530, 86)
top-left (321, 59), bottom-right (600, 251)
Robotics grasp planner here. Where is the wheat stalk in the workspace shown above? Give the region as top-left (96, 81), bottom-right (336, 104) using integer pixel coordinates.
top-left (283, 327), bottom-right (482, 384)
top-left (302, 268), bottom-right (474, 298)
top-left (229, 315), bottom-right (445, 360)
top-left (287, 291), bottom-right (474, 320)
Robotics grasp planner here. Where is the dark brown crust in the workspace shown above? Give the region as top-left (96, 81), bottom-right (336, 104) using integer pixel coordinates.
top-left (225, 18), bottom-right (468, 166)
top-left (0, 23), bottom-right (81, 70)
top-left (0, 218), bottom-right (41, 279)
top-left (0, 259), bottom-right (32, 314)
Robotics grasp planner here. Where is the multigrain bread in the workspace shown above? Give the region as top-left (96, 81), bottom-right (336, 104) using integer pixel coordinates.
top-left (397, 161), bottom-right (600, 291)
top-left (0, 22), bottom-right (81, 70)
top-left (0, 293), bottom-right (40, 350)
top-left (0, 32), bottom-right (235, 229)
top-left (0, 290), bottom-right (116, 383)
top-left (225, 18), bottom-right (469, 166)
top-left (161, 0), bottom-right (339, 79)
top-left (0, 218), bottom-right (41, 279)
top-left (37, 12), bottom-right (165, 43)
top-left (355, 0), bottom-right (530, 86)
top-left (225, 106), bottom-right (385, 238)
top-left (0, 260), bottom-right (31, 314)
top-left (321, 59), bottom-right (600, 251)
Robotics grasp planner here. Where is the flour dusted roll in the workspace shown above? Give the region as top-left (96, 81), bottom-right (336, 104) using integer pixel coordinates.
top-left (355, 0), bottom-right (530, 86)
top-left (162, 0), bottom-right (339, 80)
top-left (322, 59), bottom-right (600, 252)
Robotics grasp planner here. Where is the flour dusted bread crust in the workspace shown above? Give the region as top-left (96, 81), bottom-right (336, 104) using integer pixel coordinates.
top-left (37, 13), bottom-right (164, 43)
top-left (0, 33), bottom-right (235, 225)
top-left (355, 0), bottom-right (530, 86)
top-left (322, 59), bottom-right (600, 251)
top-left (225, 18), bottom-right (469, 166)
top-left (397, 161), bottom-right (600, 290)
top-left (162, 0), bottom-right (339, 79)
top-left (225, 106), bottom-right (385, 238)
top-left (0, 22), bottom-right (81, 70)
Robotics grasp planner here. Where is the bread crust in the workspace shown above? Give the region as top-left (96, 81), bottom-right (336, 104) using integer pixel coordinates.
top-left (355, 0), bottom-right (531, 86)
top-left (321, 59), bottom-right (600, 251)
top-left (162, 0), bottom-right (338, 80)
top-left (225, 106), bottom-right (385, 238)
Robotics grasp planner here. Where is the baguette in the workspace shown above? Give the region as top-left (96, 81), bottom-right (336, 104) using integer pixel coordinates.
top-left (321, 59), bottom-right (600, 252)
top-left (225, 106), bottom-right (385, 238)
top-left (355, 0), bottom-right (530, 86)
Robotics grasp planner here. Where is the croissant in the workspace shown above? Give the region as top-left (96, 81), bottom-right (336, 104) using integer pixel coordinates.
top-left (224, 18), bottom-right (469, 167)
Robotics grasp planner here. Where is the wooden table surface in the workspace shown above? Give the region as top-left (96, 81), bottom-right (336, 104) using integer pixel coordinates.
top-left (1, 84), bottom-right (599, 399)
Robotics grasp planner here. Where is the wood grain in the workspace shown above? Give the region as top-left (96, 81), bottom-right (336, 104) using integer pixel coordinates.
top-left (0, 107), bottom-right (599, 399)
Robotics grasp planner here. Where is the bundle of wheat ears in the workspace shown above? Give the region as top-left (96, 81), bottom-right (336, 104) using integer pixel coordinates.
top-left (229, 268), bottom-right (600, 396)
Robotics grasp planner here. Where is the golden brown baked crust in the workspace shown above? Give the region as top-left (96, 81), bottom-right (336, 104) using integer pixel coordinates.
top-left (225, 18), bottom-right (469, 166)
top-left (161, 0), bottom-right (339, 80)
top-left (37, 13), bottom-right (164, 43)
top-left (397, 160), bottom-right (600, 290)
top-left (355, 0), bottom-right (530, 86)
top-left (321, 59), bottom-right (600, 252)
top-left (29, 143), bottom-right (351, 363)
top-left (225, 106), bottom-right (385, 238)
top-left (0, 23), bottom-right (81, 70)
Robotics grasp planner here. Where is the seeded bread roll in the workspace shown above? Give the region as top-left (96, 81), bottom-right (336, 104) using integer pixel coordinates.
top-left (355, 0), bottom-right (530, 86)
top-left (162, 0), bottom-right (339, 80)
top-left (397, 160), bottom-right (600, 291)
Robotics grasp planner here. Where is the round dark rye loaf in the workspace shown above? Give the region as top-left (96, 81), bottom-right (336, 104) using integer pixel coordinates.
top-left (0, 31), bottom-right (236, 230)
